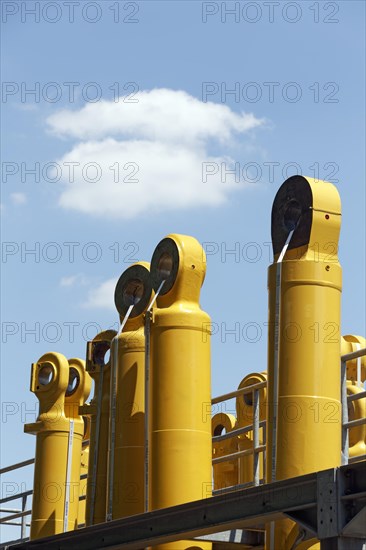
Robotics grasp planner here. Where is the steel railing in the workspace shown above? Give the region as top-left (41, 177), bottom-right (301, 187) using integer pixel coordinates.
top-left (1, 350), bottom-right (365, 545)
top-left (0, 458), bottom-right (88, 546)
top-left (212, 348), bottom-right (366, 495)
top-left (211, 379), bottom-right (267, 494)
top-left (341, 347), bottom-right (366, 465)
top-left (0, 458), bottom-right (34, 544)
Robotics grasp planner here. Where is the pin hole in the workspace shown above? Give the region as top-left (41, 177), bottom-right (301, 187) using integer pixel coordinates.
top-left (213, 424), bottom-right (226, 436)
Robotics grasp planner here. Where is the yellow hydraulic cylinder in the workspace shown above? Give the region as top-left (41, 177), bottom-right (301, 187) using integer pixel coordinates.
top-left (78, 416), bottom-right (91, 527)
top-left (212, 413), bottom-right (238, 490)
top-left (111, 262), bottom-right (153, 519)
top-left (64, 358), bottom-right (91, 528)
top-left (82, 329), bottom-right (117, 525)
top-left (25, 353), bottom-right (91, 539)
top-left (236, 372), bottom-right (267, 485)
top-left (149, 234), bottom-right (212, 550)
top-left (266, 176), bottom-right (342, 550)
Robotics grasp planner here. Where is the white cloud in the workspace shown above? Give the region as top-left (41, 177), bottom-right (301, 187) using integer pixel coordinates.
top-left (10, 192), bottom-right (27, 205)
top-left (47, 88), bottom-right (263, 144)
top-left (83, 278), bottom-right (117, 310)
top-left (46, 88), bottom-right (265, 219)
top-left (60, 274), bottom-right (89, 287)
top-left (55, 139), bottom-right (240, 219)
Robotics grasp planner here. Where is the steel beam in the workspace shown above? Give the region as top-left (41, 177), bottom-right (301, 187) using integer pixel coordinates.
top-left (9, 472), bottom-right (317, 549)
top-left (8, 463), bottom-right (366, 550)
top-left (320, 537), bottom-right (366, 550)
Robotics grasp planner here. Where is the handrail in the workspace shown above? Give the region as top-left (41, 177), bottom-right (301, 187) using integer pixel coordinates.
top-left (211, 382), bottom-right (267, 491)
top-left (0, 491), bottom-right (33, 505)
top-left (347, 390), bottom-right (366, 402)
top-left (213, 445), bottom-right (266, 465)
top-left (0, 459), bottom-right (34, 475)
top-left (0, 510), bottom-right (32, 524)
top-left (341, 348), bottom-right (366, 362)
top-left (343, 418), bottom-right (366, 429)
top-left (341, 347), bottom-right (366, 466)
top-left (212, 420), bottom-right (266, 443)
top-left (211, 380), bottom-right (266, 405)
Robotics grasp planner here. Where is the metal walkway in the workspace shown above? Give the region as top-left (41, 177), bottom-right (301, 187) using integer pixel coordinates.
top-left (4, 461), bottom-right (366, 550)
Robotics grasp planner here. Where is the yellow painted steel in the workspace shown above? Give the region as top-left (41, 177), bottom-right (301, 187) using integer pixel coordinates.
top-left (212, 413), bottom-right (238, 490)
top-left (342, 335), bottom-right (366, 383)
top-left (64, 358), bottom-right (91, 528)
top-left (78, 416), bottom-right (91, 526)
top-left (25, 353), bottom-right (91, 539)
top-left (341, 336), bottom-right (366, 460)
top-left (149, 234), bottom-right (212, 550)
top-left (112, 262), bottom-right (153, 518)
top-left (346, 381), bottom-right (366, 459)
top-left (83, 329), bottom-right (117, 525)
top-left (236, 372), bottom-right (267, 485)
top-left (266, 176), bottom-right (342, 550)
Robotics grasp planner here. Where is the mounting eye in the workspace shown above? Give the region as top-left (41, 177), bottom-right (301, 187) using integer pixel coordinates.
top-left (66, 367), bottom-right (80, 396)
top-left (213, 424), bottom-right (226, 436)
top-left (150, 238), bottom-right (180, 295)
top-left (211, 413), bottom-right (236, 438)
top-left (115, 264), bottom-right (153, 318)
top-left (91, 341), bottom-right (111, 367)
top-left (38, 362), bottom-right (54, 386)
top-left (271, 175), bottom-right (313, 256)
top-left (243, 392), bottom-right (253, 407)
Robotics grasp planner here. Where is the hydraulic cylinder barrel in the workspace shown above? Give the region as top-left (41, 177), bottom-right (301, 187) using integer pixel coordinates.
top-left (83, 330), bottom-right (117, 525)
top-left (25, 353), bottom-right (91, 539)
top-left (111, 262), bottom-right (153, 518)
top-left (149, 234), bottom-right (212, 550)
top-left (266, 176), bottom-right (342, 550)
top-left (64, 358), bottom-right (91, 529)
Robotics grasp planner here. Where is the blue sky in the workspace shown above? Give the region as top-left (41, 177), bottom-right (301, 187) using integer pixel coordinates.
top-left (1, 0), bottom-right (365, 541)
